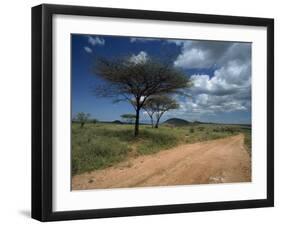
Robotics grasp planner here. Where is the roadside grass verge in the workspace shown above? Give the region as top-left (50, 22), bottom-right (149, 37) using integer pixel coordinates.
top-left (136, 127), bottom-right (184, 155)
top-left (239, 127), bottom-right (252, 156)
top-left (72, 124), bottom-right (132, 175)
top-left (72, 122), bottom-right (251, 175)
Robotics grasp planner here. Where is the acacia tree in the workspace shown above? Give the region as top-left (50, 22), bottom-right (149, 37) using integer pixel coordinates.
top-left (143, 95), bottom-right (179, 128)
top-left (91, 118), bottom-right (98, 124)
top-left (143, 101), bottom-right (155, 128)
top-left (121, 114), bottom-right (136, 124)
top-left (93, 56), bottom-right (190, 136)
top-left (75, 112), bottom-right (90, 128)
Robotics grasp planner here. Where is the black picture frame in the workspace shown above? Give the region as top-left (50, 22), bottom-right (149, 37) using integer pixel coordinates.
top-left (32, 4), bottom-right (274, 222)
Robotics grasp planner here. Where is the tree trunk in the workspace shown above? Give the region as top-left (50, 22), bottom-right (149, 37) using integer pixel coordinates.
top-left (134, 107), bottom-right (140, 137)
top-left (155, 117), bottom-right (160, 128)
top-left (155, 112), bottom-right (165, 128)
top-left (149, 116), bottom-right (154, 128)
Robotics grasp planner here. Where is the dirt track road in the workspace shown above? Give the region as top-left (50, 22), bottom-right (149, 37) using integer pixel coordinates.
top-left (72, 134), bottom-right (251, 190)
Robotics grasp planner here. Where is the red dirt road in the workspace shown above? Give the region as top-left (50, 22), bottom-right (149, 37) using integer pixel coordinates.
top-left (72, 134), bottom-right (251, 190)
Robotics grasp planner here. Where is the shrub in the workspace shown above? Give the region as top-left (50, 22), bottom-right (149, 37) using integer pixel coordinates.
top-left (91, 118), bottom-right (98, 124)
top-left (198, 127), bottom-right (205, 131)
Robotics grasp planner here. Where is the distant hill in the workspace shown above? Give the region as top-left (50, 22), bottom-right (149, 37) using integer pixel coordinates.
top-left (192, 121), bottom-right (251, 127)
top-left (163, 118), bottom-right (191, 126)
top-left (164, 119), bottom-right (251, 127)
top-left (111, 120), bottom-right (123, 124)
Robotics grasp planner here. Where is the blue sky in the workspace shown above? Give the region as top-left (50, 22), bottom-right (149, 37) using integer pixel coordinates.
top-left (72, 34), bottom-right (251, 124)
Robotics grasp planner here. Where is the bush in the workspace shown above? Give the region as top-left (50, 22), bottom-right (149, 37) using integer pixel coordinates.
top-left (198, 127), bottom-right (205, 131)
top-left (190, 127), bottom-right (194, 133)
top-left (91, 118), bottom-right (98, 124)
top-left (213, 127), bottom-right (220, 132)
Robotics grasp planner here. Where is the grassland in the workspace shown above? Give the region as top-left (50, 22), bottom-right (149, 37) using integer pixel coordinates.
top-left (72, 122), bottom-right (251, 175)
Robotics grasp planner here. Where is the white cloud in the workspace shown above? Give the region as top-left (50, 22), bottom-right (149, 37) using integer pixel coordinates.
top-left (125, 39), bottom-right (252, 121)
top-left (174, 48), bottom-right (210, 68)
top-left (129, 51), bottom-right (148, 64)
top-left (174, 72), bottom-right (250, 117)
top-left (189, 64), bottom-right (250, 97)
top-left (169, 93), bottom-right (249, 120)
top-left (213, 60), bottom-right (251, 86)
top-left (173, 40), bottom-right (251, 69)
top-left (84, 46), bottom-right (92, 53)
top-left (163, 39), bottom-right (252, 120)
top-left (87, 36), bottom-right (105, 46)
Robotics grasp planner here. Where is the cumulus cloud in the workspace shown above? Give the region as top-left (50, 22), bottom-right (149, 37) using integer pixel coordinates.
top-left (84, 46), bottom-right (92, 53)
top-left (129, 51), bottom-right (148, 64)
top-left (173, 40), bottom-right (251, 69)
top-left (87, 36), bottom-right (105, 46)
top-left (189, 62), bottom-right (251, 97)
top-left (168, 40), bottom-right (252, 120)
top-left (168, 91), bottom-right (250, 121)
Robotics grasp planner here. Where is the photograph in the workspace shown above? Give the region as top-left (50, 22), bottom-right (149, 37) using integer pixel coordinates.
top-left (71, 34), bottom-right (252, 190)
top-left (30, 3), bottom-right (274, 221)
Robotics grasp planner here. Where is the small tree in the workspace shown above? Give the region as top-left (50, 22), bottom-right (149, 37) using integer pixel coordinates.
top-left (143, 102), bottom-right (155, 128)
top-left (121, 114), bottom-right (136, 124)
top-left (93, 55), bottom-right (190, 136)
top-left (91, 118), bottom-right (98, 124)
top-left (143, 95), bottom-right (179, 128)
top-left (75, 112), bottom-right (90, 128)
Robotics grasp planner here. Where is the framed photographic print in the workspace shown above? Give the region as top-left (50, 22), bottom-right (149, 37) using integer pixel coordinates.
top-left (32, 4), bottom-right (274, 221)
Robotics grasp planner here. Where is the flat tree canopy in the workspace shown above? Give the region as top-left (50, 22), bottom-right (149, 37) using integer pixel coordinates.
top-left (75, 112), bottom-right (91, 128)
top-left (93, 55), bottom-right (190, 136)
top-left (121, 114), bottom-right (136, 124)
top-left (143, 95), bottom-right (179, 128)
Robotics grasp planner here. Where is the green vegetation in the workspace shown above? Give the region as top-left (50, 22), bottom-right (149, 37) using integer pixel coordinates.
top-left (143, 95), bottom-right (179, 128)
top-left (120, 114), bottom-right (136, 124)
top-left (72, 122), bottom-right (251, 175)
top-left (72, 123), bottom-right (131, 175)
top-left (91, 118), bottom-right (98, 124)
top-left (73, 112), bottom-right (91, 128)
top-left (239, 127), bottom-right (252, 156)
top-left (93, 56), bottom-right (191, 137)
